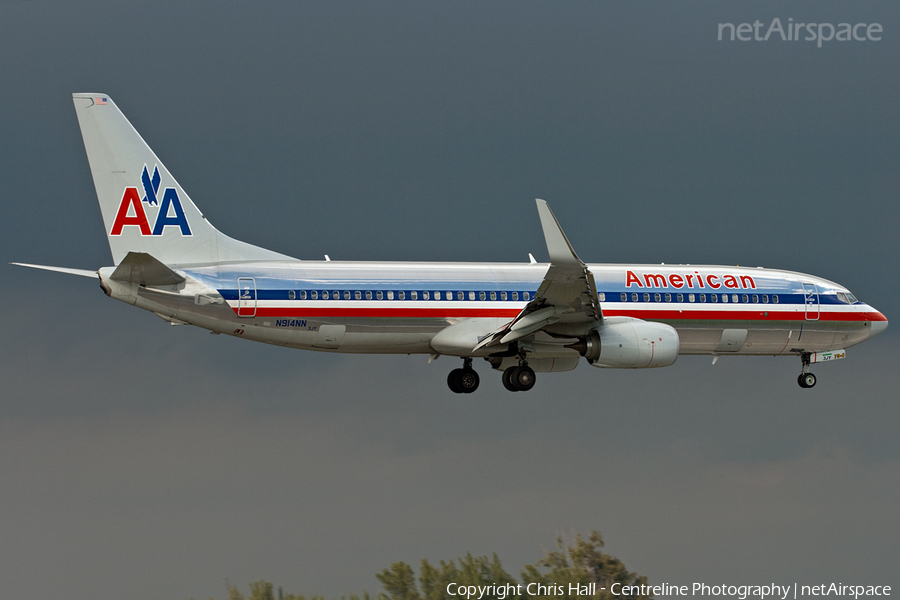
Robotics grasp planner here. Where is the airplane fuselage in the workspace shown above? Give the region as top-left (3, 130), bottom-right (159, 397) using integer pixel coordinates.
top-left (100, 260), bottom-right (885, 362)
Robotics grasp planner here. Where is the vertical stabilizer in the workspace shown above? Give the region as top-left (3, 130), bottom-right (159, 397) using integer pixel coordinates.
top-left (72, 93), bottom-right (293, 266)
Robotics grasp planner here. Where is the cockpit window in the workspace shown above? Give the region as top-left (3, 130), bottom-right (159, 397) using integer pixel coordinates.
top-left (837, 292), bottom-right (858, 304)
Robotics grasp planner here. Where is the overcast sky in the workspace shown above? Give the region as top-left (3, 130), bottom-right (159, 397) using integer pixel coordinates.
top-left (1, 1), bottom-right (898, 599)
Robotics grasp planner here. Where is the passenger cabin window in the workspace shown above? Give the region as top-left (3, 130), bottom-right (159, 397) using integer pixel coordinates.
top-left (399, 291), bottom-right (406, 300)
top-left (762, 294), bottom-right (768, 303)
top-left (458, 291), bottom-right (464, 300)
top-left (732, 294), bottom-right (738, 303)
top-left (752, 294), bottom-right (759, 303)
top-left (621, 293), bottom-right (628, 302)
top-left (311, 290), bottom-right (318, 300)
top-left (665, 293), bottom-right (672, 302)
top-left (468, 291), bottom-right (475, 301)
top-left (322, 291), bottom-right (329, 300)
top-left (365, 290), bottom-right (372, 300)
top-left (423, 291), bottom-right (429, 300)
top-left (598, 293), bottom-right (605, 302)
top-left (699, 294), bottom-right (706, 303)
top-left (632, 293), bottom-right (638, 302)
top-left (299, 290), bottom-right (307, 300)
top-left (288, 290), bottom-right (296, 300)
top-left (711, 293), bottom-right (717, 303)
top-left (376, 291), bottom-right (383, 300)
top-left (721, 294), bottom-right (728, 303)
top-left (523, 292), bottom-right (531, 301)
top-left (654, 293), bottom-right (661, 302)
top-left (689, 294), bottom-right (695, 302)
top-left (354, 291), bottom-right (362, 300)
top-left (643, 293), bottom-right (650, 302)
top-left (411, 291), bottom-right (418, 300)
top-left (479, 291), bottom-right (486, 301)
top-left (677, 293), bottom-right (684, 302)
top-left (387, 291), bottom-right (394, 300)
top-left (742, 294), bottom-right (749, 303)
top-left (773, 295), bottom-right (779, 303)
top-left (501, 291), bottom-right (508, 301)
top-left (489, 291), bottom-right (496, 301)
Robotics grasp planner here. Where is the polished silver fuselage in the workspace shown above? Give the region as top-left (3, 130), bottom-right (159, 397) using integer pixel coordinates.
top-left (101, 260), bottom-right (886, 360)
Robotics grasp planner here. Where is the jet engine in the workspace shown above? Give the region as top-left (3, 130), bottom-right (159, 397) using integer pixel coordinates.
top-left (569, 318), bottom-right (679, 368)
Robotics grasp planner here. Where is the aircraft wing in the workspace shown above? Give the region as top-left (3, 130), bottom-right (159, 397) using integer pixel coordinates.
top-left (474, 199), bottom-right (602, 351)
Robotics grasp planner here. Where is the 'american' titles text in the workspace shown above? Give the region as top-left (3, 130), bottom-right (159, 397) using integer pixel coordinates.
top-left (626, 270), bottom-right (756, 290)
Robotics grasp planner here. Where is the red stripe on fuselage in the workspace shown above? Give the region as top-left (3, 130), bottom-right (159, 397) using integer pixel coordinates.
top-left (228, 306), bottom-right (884, 322)
top-left (245, 307), bottom-right (521, 318)
top-left (601, 309), bottom-right (885, 322)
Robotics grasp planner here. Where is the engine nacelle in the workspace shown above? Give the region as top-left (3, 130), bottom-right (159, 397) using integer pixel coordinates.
top-left (571, 318), bottom-right (679, 368)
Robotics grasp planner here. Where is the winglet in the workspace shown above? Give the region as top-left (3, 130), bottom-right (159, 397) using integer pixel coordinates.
top-left (535, 199), bottom-right (582, 266)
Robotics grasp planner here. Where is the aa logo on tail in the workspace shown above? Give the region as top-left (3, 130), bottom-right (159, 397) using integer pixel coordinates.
top-left (110, 165), bottom-right (192, 236)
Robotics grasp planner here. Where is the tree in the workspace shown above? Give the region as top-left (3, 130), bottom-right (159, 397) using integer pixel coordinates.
top-left (209, 530), bottom-right (648, 600)
top-left (520, 531), bottom-right (649, 599)
top-left (411, 553), bottom-right (516, 600)
top-left (376, 562), bottom-right (421, 600)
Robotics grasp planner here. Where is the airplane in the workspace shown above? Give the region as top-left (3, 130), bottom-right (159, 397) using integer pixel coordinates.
top-left (13, 94), bottom-right (889, 392)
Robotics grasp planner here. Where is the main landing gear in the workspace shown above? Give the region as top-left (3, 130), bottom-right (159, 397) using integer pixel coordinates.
top-left (448, 358), bottom-right (480, 394)
top-left (446, 356), bottom-right (537, 393)
top-left (798, 353), bottom-right (817, 389)
top-left (502, 360), bottom-right (536, 392)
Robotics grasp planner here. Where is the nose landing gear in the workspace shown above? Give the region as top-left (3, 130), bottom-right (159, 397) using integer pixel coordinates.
top-left (447, 357), bottom-right (480, 393)
top-left (798, 353), bottom-right (817, 388)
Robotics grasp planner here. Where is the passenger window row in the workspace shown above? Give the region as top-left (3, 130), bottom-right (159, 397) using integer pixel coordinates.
top-left (285, 290), bottom-right (533, 302)
top-left (616, 292), bottom-right (779, 304)
top-left (280, 288), bottom-right (785, 305)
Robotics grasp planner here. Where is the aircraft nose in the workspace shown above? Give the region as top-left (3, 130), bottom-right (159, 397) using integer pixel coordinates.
top-left (869, 313), bottom-right (888, 338)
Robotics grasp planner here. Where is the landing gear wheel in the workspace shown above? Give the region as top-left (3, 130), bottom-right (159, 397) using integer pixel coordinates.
top-left (448, 368), bottom-right (464, 393)
top-left (513, 365), bottom-right (536, 391)
top-left (503, 367), bottom-right (519, 392)
top-left (448, 360), bottom-right (480, 394)
top-left (458, 369), bottom-right (480, 393)
top-left (798, 373), bottom-right (817, 388)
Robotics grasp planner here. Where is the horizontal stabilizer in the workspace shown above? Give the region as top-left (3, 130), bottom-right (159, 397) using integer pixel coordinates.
top-left (110, 252), bottom-right (185, 286)
top-left (11, 263), bottom-right (98, 278)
